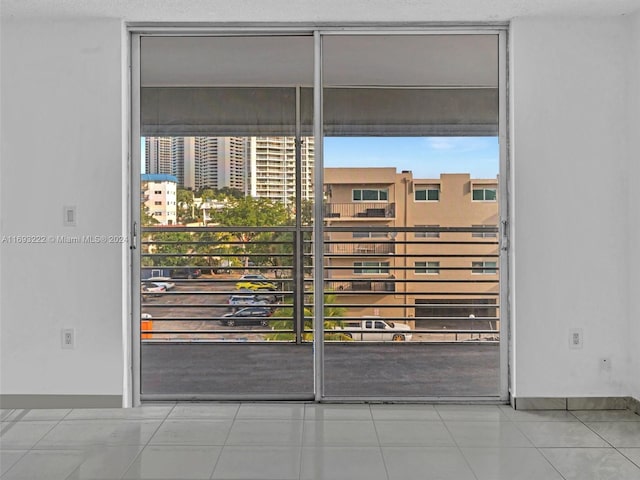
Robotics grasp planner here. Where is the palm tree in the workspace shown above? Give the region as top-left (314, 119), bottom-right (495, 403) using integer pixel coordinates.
top-left (265, 292), bottom-right (352, 341)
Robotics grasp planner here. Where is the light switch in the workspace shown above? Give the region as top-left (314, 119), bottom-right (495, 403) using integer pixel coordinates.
top-left (63, 206), bottom-right (76, 226)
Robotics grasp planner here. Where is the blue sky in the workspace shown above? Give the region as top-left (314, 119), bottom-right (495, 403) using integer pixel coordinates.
top-left (142, 136), bottom-right (500, 178)
top-left (324, 137), bottom-right (499, 179)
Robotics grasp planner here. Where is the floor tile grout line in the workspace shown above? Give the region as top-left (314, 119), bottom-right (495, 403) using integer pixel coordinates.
top-left (368, 404), bottom-right (391, 480)
top-left (299, 404), bottom-right (311, 480)
top-left (112, 401), bottom-right (180, 480)
top-left (511, 413), bottom-right (624, 480)
top-left (536, 447), bottom-right (571, 480)
top-left (578, 416), bottom-right (617, 450)
top-left (1, 409), bottom-right (71, 479)
top-left (509, 419), bottom-right (571, 480)
top-left (209, 402), bottom-right (241, 479)
top-left (584, 420), bottom-right (640, 463)
top-left (617, 448), bottom-right (640, 469)
top-left (0, 448), bottom-right (29, 480)
top-left (433, 405), bottom-right (481, 480)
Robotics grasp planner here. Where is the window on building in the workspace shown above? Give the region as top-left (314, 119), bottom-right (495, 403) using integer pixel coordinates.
top-left (471, 224), bottom-right (497, 238)
top-left (154, 201), bottom-right (162, 205)
top-left (414, 186), bottom-right (440, 201)
top-left (154, 190), bottom-right (162, 194)
top-left (472, 187), bottom-right (497, 201)
top-left (472, 261), bottom-right (497, 274)
top-left (415, 225), bottom-right (440, 238)
top-left (352, 231), bottom-right (388, 238)
top-left (354, 261), bottom-right (390, 274)
top-left (153, 212), bottom-right (162, 216)
top-left (415, 261), bottom-right (440, 274)
top-left (352, 189), bottom-right (388, 202)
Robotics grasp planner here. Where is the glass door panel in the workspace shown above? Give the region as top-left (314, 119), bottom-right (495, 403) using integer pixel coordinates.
top-left (321, 34), bottom-right (501, 398)
top-left (138, 35), bottom-right (315, 398)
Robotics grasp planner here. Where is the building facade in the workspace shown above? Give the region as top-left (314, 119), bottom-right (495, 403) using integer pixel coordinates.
top-left (141, 173), bottom-right (178, 225)
top-left (145, 136), bottom-right (248, 191)
top-left (249, 136), bottom-right (315, 203)
top-left (324, 168), bottom-right (499, 334)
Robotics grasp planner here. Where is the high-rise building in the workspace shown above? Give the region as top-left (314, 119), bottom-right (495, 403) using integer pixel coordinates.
top-left (249, 136), bottom-right (315, 203)
top-left (193, 137), bottom-right (247, 191)
top-left (144, 137), bottom-right (174, 176)
top-left (144, 136), bottom-right (248, 192)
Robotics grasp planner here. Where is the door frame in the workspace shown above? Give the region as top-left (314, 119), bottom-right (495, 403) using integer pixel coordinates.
top-left (128, 25), bottom-right (510, 406)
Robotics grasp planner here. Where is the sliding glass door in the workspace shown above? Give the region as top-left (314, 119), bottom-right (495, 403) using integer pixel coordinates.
top-left (319, 33), bottom-right (504, 399)
top-left (132, 29), bottom-right (507, 401)
top-left (137, 35), bottom-right (316, 399)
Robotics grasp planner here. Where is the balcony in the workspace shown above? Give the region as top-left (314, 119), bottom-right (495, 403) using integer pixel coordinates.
top-left (139, 224), bottom-right (499, 345)
top-left (324, 202), bottom-right (396, 219)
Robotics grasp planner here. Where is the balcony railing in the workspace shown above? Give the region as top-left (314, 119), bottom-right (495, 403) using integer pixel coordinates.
top-left (139, 224), bottom-right (500, 344)
top-left (326, 280), bottom-right (396, 292)
top-left (324, 242), bottom-right (395, 255)
top-left (324, 202), bottom-right (395, 219)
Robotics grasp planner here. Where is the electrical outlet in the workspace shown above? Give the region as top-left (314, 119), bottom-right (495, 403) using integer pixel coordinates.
top-left (569, 328), bottom-right (583, 349)
top-left (62, 328), bottom-right (75, 349)
top-left (600, 357), bottom-right (612, 371)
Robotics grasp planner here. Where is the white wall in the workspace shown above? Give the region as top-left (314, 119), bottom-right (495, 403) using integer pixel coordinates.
top-left (628, 11), bottom-right (640, 401)
top-left (510, 17), bottom-right (631, 397)
top-left (1, 12), bottom-right (637, 402)
top-left (0, 18), bottom-right (126, 396)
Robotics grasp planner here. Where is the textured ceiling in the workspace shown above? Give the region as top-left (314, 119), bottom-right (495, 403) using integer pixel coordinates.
top-left (1, 0), bottom-right (640, 22)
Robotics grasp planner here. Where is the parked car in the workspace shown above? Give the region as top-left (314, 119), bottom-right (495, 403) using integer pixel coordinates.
top-left (228, 294), bottom-right (273, 307)
top-left (171, 268), bottom-right (201, 279)
top-left (221, 306), bottom-right (273, 326)
top-left (141, 282), bottom-right (166, 299)
top-left (146, 277), bottom-right (175, 290)
top-left (333, 318), bottom-right (412, 341)
top-left (235, 274), bottom-right (277, 291)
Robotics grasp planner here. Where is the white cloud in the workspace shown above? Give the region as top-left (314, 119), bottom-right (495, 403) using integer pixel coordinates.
top-left (427, 138), bottom-right (457, 150)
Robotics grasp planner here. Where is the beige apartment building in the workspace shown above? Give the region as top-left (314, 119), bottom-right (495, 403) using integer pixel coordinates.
top-left (324, 168), bottom-right (499, 331)
top-left (141, 173), bottom-right (178, 226)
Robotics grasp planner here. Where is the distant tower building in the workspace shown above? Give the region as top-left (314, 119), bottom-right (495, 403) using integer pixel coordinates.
top-left (192, 137), bottom-right (244, 191)
top-left (171, 137), bottom-right (185, 186)
top-left (145, 136), bottom-right (248, 191)
top-left (141, 173), bottom-right (178, 225)
top-left (144, 137), bottom-right (174, 175)
top-left (249, 136), bottom-right (314, 203)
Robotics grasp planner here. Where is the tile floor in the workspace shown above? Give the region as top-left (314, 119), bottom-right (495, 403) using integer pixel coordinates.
top-left (1, 403), bottom-right (639, 479)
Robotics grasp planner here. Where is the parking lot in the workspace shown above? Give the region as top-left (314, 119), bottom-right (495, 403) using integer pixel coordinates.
top-left (140, 275), bottom-right (501, 397)
top-left (142, 274), bottom-right (277, 341)
top-left (141, 274), bottom-right (499, 344)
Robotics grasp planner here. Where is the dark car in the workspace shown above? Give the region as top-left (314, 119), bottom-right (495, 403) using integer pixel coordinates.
top-left (221, 306), bottom-right (272, 327)
top-left (171, 268), bottom-right (201, 279)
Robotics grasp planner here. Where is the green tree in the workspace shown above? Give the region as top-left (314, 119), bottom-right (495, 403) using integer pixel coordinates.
top-left (199, 188), bottom-right (216, 202)
top-left (265, 293), bottom-right (351, 341)
top-left (150, 231), bottom-right (194, 267)
top-left (176, 189), bottom-right (195, 224)
top-left (216, 187), bottom-right (243, 199)
top-left (141, 204), bottom-right (159, 227)
top-left (209, 196), bottom-right (292, 269)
